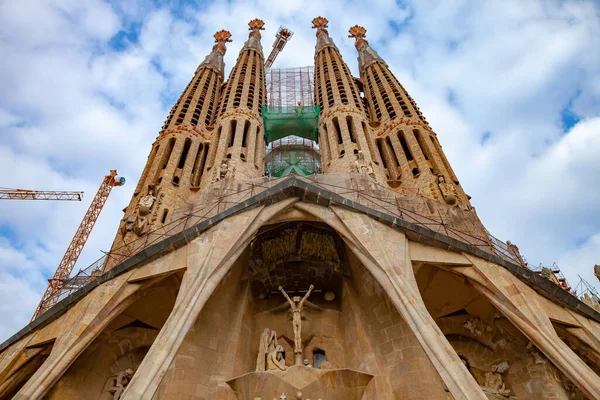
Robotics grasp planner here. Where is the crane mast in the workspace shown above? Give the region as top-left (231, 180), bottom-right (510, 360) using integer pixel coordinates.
top-left (0, 189), bottom-right (83, 201)
top-left (265, 26), bottom-right (293, 72)
top-left (31, 170), bottom-right (125, 320)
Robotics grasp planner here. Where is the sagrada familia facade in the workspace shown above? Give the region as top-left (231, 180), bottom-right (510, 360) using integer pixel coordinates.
top-left (1, 17), bottom-right (600, 400)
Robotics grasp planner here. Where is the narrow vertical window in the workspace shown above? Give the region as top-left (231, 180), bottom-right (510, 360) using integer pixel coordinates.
top-left (229, 119), bottom-right (237, 147)
top-left (377, 139), bottom-right (388, 170)
top-left (386, 137), bottom-right (400, 166)
top-left (161, 209), bottom-right (169, 224)
top-left (397, 131), bottom-right (413, 161)
top-left (346, 116), bottom-right (356, 143)
top-left (177, 138), bottom-right (192, 169)
top-left (332, 117), bottom-right (343, 144)
top-left (242, 120), bottom-right (250, 148)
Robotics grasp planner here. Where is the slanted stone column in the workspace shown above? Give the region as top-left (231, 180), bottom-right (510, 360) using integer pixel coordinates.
top-left (122, 199), bottom-right (298, 399)
top-left (13, 272), bottom-right (147, 400)
top-left (295, 202), bottom-right (486, 399)
top-left (457, 254), bottom-right (600, 399)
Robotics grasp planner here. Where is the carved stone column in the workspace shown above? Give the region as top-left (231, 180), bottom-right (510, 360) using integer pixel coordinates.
top-left (457, 254), bottom-right (600, 399)
top-left (13, 272), bottom-right (147, 400)
top-left (122, 199), bottom-right (298, 399)
top-left (295, 202), bottom-right (487, 400)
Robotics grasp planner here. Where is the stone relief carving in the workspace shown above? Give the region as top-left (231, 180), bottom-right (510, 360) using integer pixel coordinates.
top-left (481, 362), bottom-right (512, 398)
top-left (119, 184), bottom-right (157, 237)
top-left (437, 174), bottom-right (458, 205)
top-left (103, 367), bottom-right (135, 400)
top-left (353, 150), bottom-right (375, 179)
top-left (278, 285), bottom-right (315, 362)
top-left (581, 293), bottom-right (600, 312)
top-left (213, 159), bottom-right (236, 182)
top-left (267, 345), bottom-right (287, 371)
top-left (256, 328), bottom-right (278, 372)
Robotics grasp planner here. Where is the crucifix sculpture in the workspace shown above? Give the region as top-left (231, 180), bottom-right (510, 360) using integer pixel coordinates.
top-left (278, 285), bottom-right (315, 365)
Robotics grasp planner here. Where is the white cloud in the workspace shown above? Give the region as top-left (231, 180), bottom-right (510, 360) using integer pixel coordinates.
top-left (0, 0), bottom-right (598, 342)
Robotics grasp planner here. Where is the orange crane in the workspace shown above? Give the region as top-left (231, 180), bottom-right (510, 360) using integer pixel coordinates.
top-left (31, 170), bottom-right (125, 320)
top-left (264, 26), bottom-right (293, 71)
top-left (0, 188), bottom-right (83, 201)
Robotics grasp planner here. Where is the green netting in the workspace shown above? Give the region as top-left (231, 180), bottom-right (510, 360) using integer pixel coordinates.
top-left (262, 105), bottom-right (321, 144)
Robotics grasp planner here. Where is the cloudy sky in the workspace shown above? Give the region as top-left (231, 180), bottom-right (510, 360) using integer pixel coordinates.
top-left (0, 0), bottom-right (599, 341)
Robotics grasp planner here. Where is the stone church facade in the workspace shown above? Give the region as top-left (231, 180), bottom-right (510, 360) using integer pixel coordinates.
top-left (1, 17), bottom-right (600, 400)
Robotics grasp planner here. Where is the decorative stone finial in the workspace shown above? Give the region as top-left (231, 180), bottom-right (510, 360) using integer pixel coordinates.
top-left (312, 17), bottom-right (337, 53)
top-left (248, 18), bottom-right (265, 33)
top-left (213, 30), bottom-right (232, 54)
top-left (312, 17), bottom-right (329, 36)
top-left (348, 25), bottom-right (367, 40)
top-left (197, 29), bottom-right (231, 75)
top-left (242, 19), bottom-right (265, 55)
top-left (348, 25), bottom-right (384, 73)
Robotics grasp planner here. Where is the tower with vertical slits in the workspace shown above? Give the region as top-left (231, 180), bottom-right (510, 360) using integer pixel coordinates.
top-left (311, 17), bottom-right (386, 184)
top-left (205, 19), bottom-right (267, 182)
top-left (349, 25), bottom-right (470, 206)
top-left (4, 17), bottom-right (600, 400)
top-left (110, 30), bottom-right (232, 246)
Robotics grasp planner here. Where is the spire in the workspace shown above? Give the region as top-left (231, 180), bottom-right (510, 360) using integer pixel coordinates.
top-left (348, 25), bottom-right (385, 74)
top-left (241, 18), bottom-right (265, 57)
top-left (312, 16), bottom-right (339, 54)
top-left (197, 29), bottom-right (232, 77)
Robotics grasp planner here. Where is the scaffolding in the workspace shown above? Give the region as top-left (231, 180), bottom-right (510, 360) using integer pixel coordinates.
top-left (267, 66), bottom-right (315, 108)
top-left (264, 66), bottom-right (320, 177)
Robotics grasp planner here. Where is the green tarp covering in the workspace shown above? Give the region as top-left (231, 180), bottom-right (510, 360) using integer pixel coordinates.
top-left (262, 105), bottom-right (321, 144)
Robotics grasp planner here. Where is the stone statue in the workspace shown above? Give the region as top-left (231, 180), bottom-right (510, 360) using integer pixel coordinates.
top-left (256, 328), bottom-right (278, 371)
top-left (118, 214), bottom-right (136, 237)
top-left (138, 184), bottom-right (156, 215)
top-left (482, 362), bottom-right (511, 397)
top-left (594, 265), bottom-right (600, 282)
top-left (104, 368), bottom-right (135, 400)
top-left (278, 285), bottom-right (315, 357)
top-left (506, 240), bottom-right (527, 267)
top-left (131, 184), bottom-right (157, 236)
top-left (267, 345), bottom-right (287, 371)
top-left (437, 174), bottom-right (457, 205)
top-left (354, 150), bottom-right (375, 178)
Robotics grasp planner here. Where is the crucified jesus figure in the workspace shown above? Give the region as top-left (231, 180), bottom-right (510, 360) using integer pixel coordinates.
top-left (278, 285), bottom-right (314, 355)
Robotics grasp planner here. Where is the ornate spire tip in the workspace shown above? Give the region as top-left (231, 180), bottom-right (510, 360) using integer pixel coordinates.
top-left (248, 19), bottom-right (265, 31)
top-left (214, 30), bottom-right (232, 43)
top-left (348, 25), bottom-right (367, 39)
top-left (312, 16), bottom-right (329, 30)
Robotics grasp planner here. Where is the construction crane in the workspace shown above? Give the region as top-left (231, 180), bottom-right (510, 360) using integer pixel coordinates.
top-left (31, 170), bottom-right (125, 320)
top-left (0, 188), bottom-right (83, 201)
top-left (264, 26), bottom-right (293, 72)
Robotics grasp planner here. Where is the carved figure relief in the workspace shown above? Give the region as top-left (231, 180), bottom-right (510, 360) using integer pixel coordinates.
top-left (103, 368), bottom-right (135, 400)
top-left (132, 184), bottom-right (157, 236)
top-left (462, 317), bottom-right (492, 338)
top-left (278, 285), bottom-right (315, 357)
top-left (267, 345), bottom-right (287, 371)
top-left (481, 362), bottom-right (511, 397)
top-left (353, 150), bottom-right (375, 179)
top-left (256, 328), bottom-right (278, 372)
top-left (213, 159), bottom-right (235, 182)
top-left (437, 174), bottom-right (457, 205)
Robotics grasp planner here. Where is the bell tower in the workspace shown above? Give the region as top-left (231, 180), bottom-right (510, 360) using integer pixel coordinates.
top-left (204, 19), bottom-right (267, 183)
top-left (110, 30), bottom-right (231, 248)
top-left (312, 17), bottom-right (386, 184)
top-left (349, 25), bottom-right (470, 206)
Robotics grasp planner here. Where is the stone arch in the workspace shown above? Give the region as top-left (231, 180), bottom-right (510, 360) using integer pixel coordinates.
top-left (44, 273), bottom-right (182, 400)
